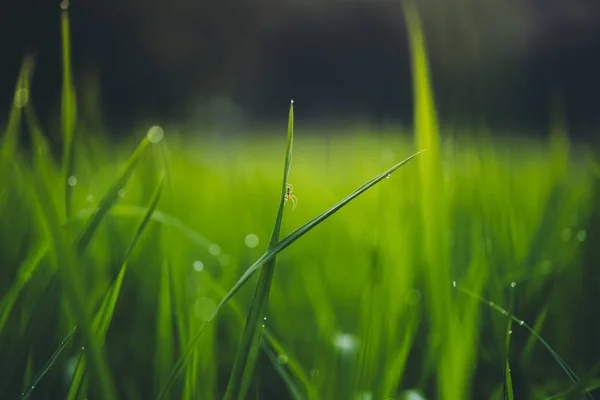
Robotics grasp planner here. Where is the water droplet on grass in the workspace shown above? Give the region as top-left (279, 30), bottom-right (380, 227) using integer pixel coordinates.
top-left (60, 0), bottom-right (69, 9)
top-left (117, 189), bottom-right (126, 198)
top-left (452, 280), bottom-right (457, 287)
top-left (86, 194), bottom-right (94, 203)
top-left (67, 176), bottom-right (78, 187)
top-left (209, 244), bottom-right (221, 256)
top-left (333, 332), bottom-right (358, 352)
top-left (147, 125), bottom-right (164, 144)
top-left (245, 234), bottom-right (259, 248)
top-left (489, 301), bottom-right (494, 306)
top-left (519, 320), bottom-right (525, 326)
top-left (14, 88), bottom-right (29, 108)
top-left (381, 148), bottom-right (395, 164)
top-left (277, 354), bottom-right (289, 364)
top-left (510, 281), bottom-right (516, 288)
top-left (193, 260), bottom-right (204, 271)
top-left (577, 230), bottom-right (587, 242)
top-left (509, 330), bottom-right (512, 335)
top-left (194, 297), bottom-right (217, 321)
top-left (386, 174), bottom-right (391, 179)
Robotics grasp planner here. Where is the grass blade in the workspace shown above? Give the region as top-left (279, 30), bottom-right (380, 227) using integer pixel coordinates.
top-left (60, 6), bottom-right (77, 219)
top-left (157, 149), bottom-right (422, 399)
top-left (67, 173), bottom-right (165, 399)
top-left (456, 284), bottom-right (595, 400)
top-left (1, 54), bottom-right (35, 163)
top-left (74, 135), bottom-right (151, 254)
top-left (20, 326), bottom-right (78, 399)
top-left (223, 100), bottom-right (294, 400)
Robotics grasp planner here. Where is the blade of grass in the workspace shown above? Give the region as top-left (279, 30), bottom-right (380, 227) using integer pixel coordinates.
top-left (60, 6), bottom-right (77, 219)
top-left (20, 326), bottom-right (78, 399)
top-left (263, 343), bottom-right (307, 400)
top-left (456, 283), bottom-right (595, 400)
top-left (223, 100), bottom-right (294, 400)
top-left (0, 242), bottom-right (48, 333)
top-left (67, 173), bottom-right (165, 400)
top-left (1, 54), bottom-right (35, 163)
top-left (31, 130), bottom-right (116, 400)
top-left (157, 149), bottom-right (422, 399)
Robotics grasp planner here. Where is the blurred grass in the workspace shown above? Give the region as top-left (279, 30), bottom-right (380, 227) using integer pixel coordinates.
top-left (1, 3), bottom-right (599, 400)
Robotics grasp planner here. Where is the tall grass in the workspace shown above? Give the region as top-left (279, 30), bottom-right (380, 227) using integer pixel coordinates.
top-left (0, 2), bottom-right (599, 400)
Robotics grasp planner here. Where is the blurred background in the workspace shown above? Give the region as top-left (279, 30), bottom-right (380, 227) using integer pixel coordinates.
top-left (2, 0), bottom-right (600, 137)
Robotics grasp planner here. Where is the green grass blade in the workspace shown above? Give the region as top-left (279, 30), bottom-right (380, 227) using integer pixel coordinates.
top-left (522, 306), bottom-right (549, 365)
top-left (157, 149), bottom-right (421, 399)
top-left (75, 135), bottom-right (151, 254)
top-left (67, 174), bottom-right (165, 399)
top-left (223, 100), bottom-right (294, 400)
top-left (456, 284), bottom-right (593, 399)
top-left (264, 342), bottom-right (307, 400)
top-left (31, 146), bottom-right (116, 400)
top-left (0, 242), bottom-right (48, 333)
top-left (60, 6), bottom-right (77, 219)
top-left (1, 54), bottom-right (35, 163)
top-left (21, 325), bottom-right (77, 399)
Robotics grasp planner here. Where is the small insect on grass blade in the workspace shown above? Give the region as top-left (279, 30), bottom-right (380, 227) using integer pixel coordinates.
top-left (224, 100), bottom-right (294, 400)
top-left (157, 148), bottom-right (422, 399)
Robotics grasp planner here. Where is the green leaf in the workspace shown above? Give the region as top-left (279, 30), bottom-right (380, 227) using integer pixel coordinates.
top-left (67, 174), bottom-right (165, 400)
top-left (223, 100), bottom-right (294, 400)
top-left (157, 148), bottom-right (422, 399)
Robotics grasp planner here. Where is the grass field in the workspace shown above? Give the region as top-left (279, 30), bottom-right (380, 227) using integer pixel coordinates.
top-left (1, 3), bottom-right (600, 400)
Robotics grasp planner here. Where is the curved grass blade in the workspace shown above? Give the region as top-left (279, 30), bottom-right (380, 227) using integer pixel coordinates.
top-left (1, 54), bottom-right (35, 162)
top-left (31, 145), bottom-right (116, 400)
top-left (75, 135), bottom-right (151, 254)
top-left (20, 325), bottom-right (78, 399)
top-left (71, 205), bottom-right (213, 250)
top-left (264, 343), bottom-right (307, 400)
top-left (456, 284), bottom-right (595, 400)
top-left (157, 149), bottom-right (422, 399)
top-left (223, 100), bottom-right (294, 400)
top-left (67, 173), bottom-right (165, 400)
top-left (0, 242), bottom-right (48, 333)
top-left (60, 6), bottom-right (77, 219)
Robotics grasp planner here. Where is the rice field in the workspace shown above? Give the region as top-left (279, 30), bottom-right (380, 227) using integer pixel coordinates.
top-left (1, 3), bottom-right (599, 400)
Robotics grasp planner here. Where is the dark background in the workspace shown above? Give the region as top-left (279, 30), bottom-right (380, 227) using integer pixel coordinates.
top-left (2, 0), bottom-right (600, 136)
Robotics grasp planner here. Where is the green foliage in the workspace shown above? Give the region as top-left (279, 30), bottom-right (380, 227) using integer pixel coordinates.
top-left (0, 4), bottom-right (598, 400)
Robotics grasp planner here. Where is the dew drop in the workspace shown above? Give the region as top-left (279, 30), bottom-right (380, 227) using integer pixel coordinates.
top-left (500, 309), bottom-right (507, 315)
top-left (245, 234), bottom-right (259, 248)
top-left (193, 260), bottom-right (204, 272)
top-left (333, 332), bottom-right (358, 352)
top-left (209, 244), bottom-right (221, 256)
top-left (263, 317), bottom-right (267, 321)
top-left (86, 194), bottom-right (94, 203)
top-left (577, 230), bottom-right (587, 242)
top-left (194, 297), bottom-right (217, 321)
top-left (381, 148), bottom-right (395, 164)
top-left (147, 125), bottom-right (164, 144)
top-left (452, 280), bottom-right (457, 288)
top-left (510, 281), bottom-right (516, 288)
top-left (509, 330), bottom-right (512, 335)
top-left (277, 354), bottom-right (289, 365)
top-left (519, 320), bottom-right (525, 326)
top-left (489, 301), bottom-right (494, 306)
top-left (67, 175), bottom-right (78, 187)
top-left (81, 346), bottom-right (84, 350)
top-left (262, 324), bottom-right (265, 328)
top-left (14, 88), bottom-right (29, 108)
top-left (117, 189), bottom-right (126, 198)
top-left (60, 0), bottom-right (69, 9)
top-left (386, 174), bottom-right (391, 179)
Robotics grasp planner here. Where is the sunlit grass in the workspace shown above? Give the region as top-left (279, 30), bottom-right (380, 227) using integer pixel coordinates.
top-left (0, 2), bottom-right (599, 400)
